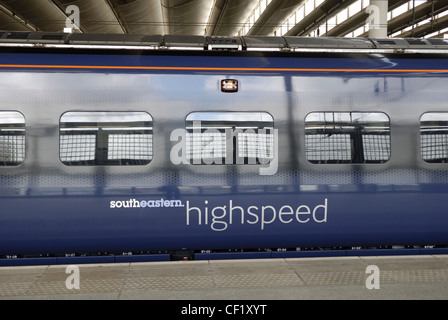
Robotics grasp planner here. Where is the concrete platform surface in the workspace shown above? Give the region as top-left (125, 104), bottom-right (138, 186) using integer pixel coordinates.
top-left (1, 255), bottom-right (448, 300)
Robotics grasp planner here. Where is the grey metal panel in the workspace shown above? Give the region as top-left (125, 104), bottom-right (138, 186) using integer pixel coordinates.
top-left (206, 36), bottom-right (242, 50)
top-left (1, 56), bottom-right (446, 186)
top-left (284, 36), bottom-right (374, 49)
top-left (427, 38), bottom-right (448, 47)
top-left (242, 36), bottom-right (287, 49)
top-left (0, 31), bottom-right (30, 40)
top-left (371, 38), bottom-right (445, 50)
top-left (164, 34), bottom-right (206, 49)
top-left (0, 31), bottom-right (69, 44)
top-left (27, 32), bottom-right (68, 44)
top-left (2, 32), bottom-right (448, 52)
top-left (68, 33), bottom-right (162, 46)
top-left (370, 38), bottom-right (411, 49)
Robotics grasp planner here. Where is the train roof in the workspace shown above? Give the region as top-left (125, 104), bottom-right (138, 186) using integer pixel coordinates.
top-left (1, 31), bottom-right (448, 54)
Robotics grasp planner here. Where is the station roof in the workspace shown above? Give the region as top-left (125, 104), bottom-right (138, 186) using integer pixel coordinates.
top-left (0, 0), bottom-right (447, 39)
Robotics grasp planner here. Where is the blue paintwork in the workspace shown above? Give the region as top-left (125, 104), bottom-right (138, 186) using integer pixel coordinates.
top-left (1, 48), bottom-right (448, 258)
top-left (0, 50), bottom-right (447, 74)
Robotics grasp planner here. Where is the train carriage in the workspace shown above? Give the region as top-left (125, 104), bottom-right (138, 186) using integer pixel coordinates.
top-left (1, 32), bottom-right (448, 261)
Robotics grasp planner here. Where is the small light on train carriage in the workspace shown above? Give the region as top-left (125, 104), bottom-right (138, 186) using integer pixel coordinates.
top-left (221, 79), bottom-right (238, 92)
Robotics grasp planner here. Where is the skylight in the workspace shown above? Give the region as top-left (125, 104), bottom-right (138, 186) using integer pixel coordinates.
top-left (238, 0), bottom-right (273, 36)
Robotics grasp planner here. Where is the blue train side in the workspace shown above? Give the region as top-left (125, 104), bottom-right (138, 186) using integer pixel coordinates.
top-left (1, 33), bottom-right (448, 261)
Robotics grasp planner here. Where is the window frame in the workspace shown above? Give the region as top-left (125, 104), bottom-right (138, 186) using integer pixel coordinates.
top-left (185, 111), bottom-right (275, 165)
top-left (305, 111), bottom-right (391, 164)
top-left (0, 111), bottom-right (25, 167)
top-left (59, 111), bottom-right (153, 166)
top-left (420, 112), bottom-right (448, 163)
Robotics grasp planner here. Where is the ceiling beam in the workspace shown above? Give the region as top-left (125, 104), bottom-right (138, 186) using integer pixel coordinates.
top-left (324, 9), bottom-right (367, 37)
top-left (396, 10), bottom-right (448, 38)
top-left (205, 0), bottom-right (228, 36)
top-left (388, 1), bottom-right (448, 36)
top-left (105, 0), bottom-right (129, 34)
top-left (286, 0), bottom-right (355, 36)
top-left (0, 3), bottom-right (36, 31)
top-left (246, 0), bottom-right (305, 36)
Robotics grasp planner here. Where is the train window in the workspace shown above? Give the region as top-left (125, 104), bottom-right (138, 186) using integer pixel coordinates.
top-left (305, 112), bottom-right (391, 164)
top-left (0, 111), bottom-right (25, 166)
top-left (60, 112), bottom-right (153, 166)
top-left (420, 113), bottom-right (448, 163)
top-left (185, 112), bottom-right (274, 165)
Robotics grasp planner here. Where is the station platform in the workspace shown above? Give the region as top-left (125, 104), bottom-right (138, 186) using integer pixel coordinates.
top-left (1, 254), bottom-right (448, 302)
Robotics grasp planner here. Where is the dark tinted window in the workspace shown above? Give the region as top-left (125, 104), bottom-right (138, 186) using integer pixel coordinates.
top-left (60, 112), bottom-right (153, 166)
top-left (420, 113), bottom-right (448, 163)
top-left (185, 112), bottom-right (274, 165)
top-left (305, 112), bottom-right (390, 164)
top-left (0, 111), bottom-right (25, 166)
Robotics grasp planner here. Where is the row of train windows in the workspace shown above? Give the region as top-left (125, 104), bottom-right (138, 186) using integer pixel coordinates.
top-left (0, 111), bottom-right (448, 166)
